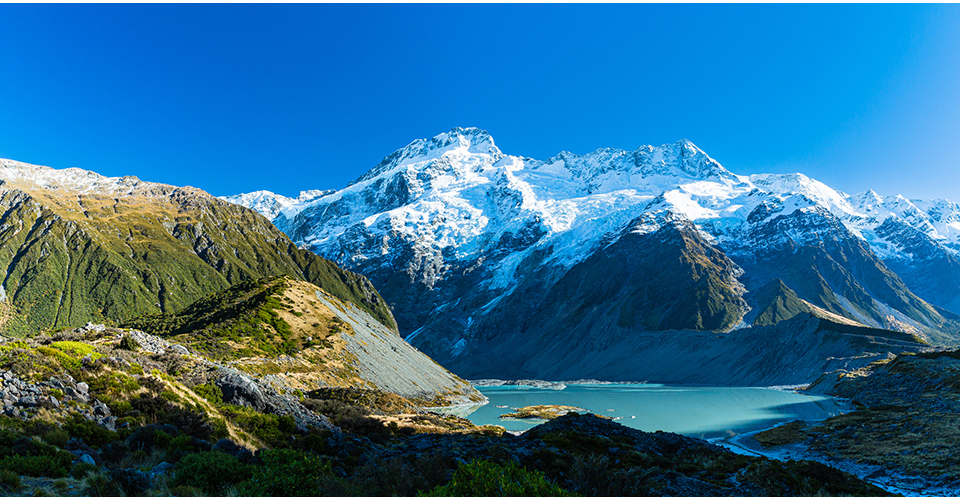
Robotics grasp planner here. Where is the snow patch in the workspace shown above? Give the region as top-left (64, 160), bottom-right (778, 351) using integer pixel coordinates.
top-left (450, 338), bottom-right (467, 357)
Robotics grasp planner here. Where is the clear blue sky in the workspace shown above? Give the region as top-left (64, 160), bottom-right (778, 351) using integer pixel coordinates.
top-left (1, 4), bottom-right (959, 201)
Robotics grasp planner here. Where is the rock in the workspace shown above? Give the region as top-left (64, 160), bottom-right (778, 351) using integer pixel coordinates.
top-left (17, 396), bottom-right (36, 407)
top-left (98, 416), bottom-right (117, 432)
top-left (93, 403), bottom-right (111, 417)
top-left (65, 387), bottom-right (88, 403)
top-left (149, 461), bottom-right (175, 477)
top-left (79, 453), bottom-right (96, 465)
top-left (76, 382), bottom-right (89, 395)
top-left (169, 345), bottom-right (189, 355)
top-left (216, 372), bottom-right (269, 412)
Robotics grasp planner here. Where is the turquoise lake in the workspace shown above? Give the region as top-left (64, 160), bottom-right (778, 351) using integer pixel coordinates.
top-left (465, 384), bottom-right (843, 439)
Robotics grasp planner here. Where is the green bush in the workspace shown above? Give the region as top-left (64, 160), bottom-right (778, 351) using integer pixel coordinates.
top-left (221, 405), bottom-right (295, 446)
top-left (0, 455), bottom-right (67, 478)
top-left (170, 451), bottom-right (254, 495)
top-left (210, 418), bottom-right (229, 440)
top-left (422, 459), bottom-right (573, 497)
top-left (70, 462), bottom-right (100, 480)
top-left (0, 469), bottom-right (19, 489)
top-left (118, 335), bottom-right (141, 351)
top-left (42, 428), bottom-right (69, 448)
top-left (81, 472), bottom-right (121, 496)
top-left (238, 449), bottom-right (332, 496)
top-left (193, 383), bottom-right (223, 405)
top-left (64, 413), bottom-right (119, 447)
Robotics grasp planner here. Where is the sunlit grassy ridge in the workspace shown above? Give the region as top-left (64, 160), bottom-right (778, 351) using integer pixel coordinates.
top-left (0, 184), bottom-right (394, 336)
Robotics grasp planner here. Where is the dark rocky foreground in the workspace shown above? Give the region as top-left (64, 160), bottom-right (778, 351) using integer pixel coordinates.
top-left (0, 321), bottom-right (889, 496)
top-left (0, 406), bottom-right (888, 496)
top-left (739, 349), bottom-right (960, 496)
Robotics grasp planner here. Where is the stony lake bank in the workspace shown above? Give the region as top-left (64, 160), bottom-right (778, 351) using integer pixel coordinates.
top-left (713, 349), bottom-right (960, 496)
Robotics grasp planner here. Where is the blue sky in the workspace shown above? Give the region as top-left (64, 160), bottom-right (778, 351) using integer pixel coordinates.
top-left (1, 4), bottom-right (959, 201)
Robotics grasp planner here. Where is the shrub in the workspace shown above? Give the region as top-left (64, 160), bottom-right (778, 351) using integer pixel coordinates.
top-left (110, 469), bottom-right (151, 496)
top-left (238, 449), bottom-right (331, 496)
top-left (221, 405), bottom-right (294, 446)
top-left (129, 397), bottom-right (212, 440)
top-left (210, 419), bottom-right (229, 440)
top-left (64, 413), bottom-right (119, 447)
top-left (99, 441), bottom-right (131, 464)
top-left (42, 428), bottom-right (69, 448)
top-left (192, 383), bottom-right (223, 405)
top-left (565, 454), bottom-right (647, 496)
top-left (118, 335), bottom-right (141, 351)
top-left (422, 459), bottom-right (573, 496)
top-left (126, 424), bottom-right (179, 453)
top-left (159, 391), bottom-right (180, 403)
top-left (0, 469), bottom-right (19, 489)
top-left (170, 451), bottom-right (254, 495)
top-left (347, 454), bottom-right (457, 496)
top-left (70, 462), bottom-right (100, 480)
top-left (0, 455), bottom-right (67, 478)
top-left (302, 398), bottom-right (388, 435)
top-left (51, 341), bottom-right (102, 361)
top-left (81, 472), bottom-right (121, 496)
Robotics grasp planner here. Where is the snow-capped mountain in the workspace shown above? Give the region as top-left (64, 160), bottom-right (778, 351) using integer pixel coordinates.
top-left (220, 189), bottom-right (334, 221)
top-left (226, 127), bottom-right (960, 377)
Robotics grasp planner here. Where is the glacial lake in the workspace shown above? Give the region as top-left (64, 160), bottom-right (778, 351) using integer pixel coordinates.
top-left (465, 384), bottom-right (843, 439)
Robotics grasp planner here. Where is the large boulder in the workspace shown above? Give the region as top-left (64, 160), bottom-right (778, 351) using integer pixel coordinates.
top-left (215, 371), bottom-right (268, 412)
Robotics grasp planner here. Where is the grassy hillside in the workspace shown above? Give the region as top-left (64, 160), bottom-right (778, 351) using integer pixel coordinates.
top-left (0, 183), bottom-right (394, 336)
top-left (124, 276), bottom-right (480, 404)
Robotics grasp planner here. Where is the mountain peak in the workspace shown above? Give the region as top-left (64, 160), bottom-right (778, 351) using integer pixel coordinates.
top-left (430, 127), bottom-right (498, 154)
top-left (631, 139), bottom-right (737, 182)
top-left (348, 127), bottom-right (501, 187)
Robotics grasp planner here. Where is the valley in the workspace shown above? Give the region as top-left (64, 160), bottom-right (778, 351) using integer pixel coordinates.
top-left (0, 126), bottom-right (958, 494)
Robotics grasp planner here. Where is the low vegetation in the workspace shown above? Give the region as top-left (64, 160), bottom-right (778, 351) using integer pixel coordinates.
top-left (500, 404), bottom-right (586, 420)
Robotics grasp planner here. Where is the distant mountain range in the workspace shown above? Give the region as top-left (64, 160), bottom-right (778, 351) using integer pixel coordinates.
top-left (225, 127), bottom-right (960, 380)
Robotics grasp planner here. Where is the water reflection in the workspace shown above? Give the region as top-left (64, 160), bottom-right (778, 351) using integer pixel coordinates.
top-left (463, 384), bottom-right (842, 439)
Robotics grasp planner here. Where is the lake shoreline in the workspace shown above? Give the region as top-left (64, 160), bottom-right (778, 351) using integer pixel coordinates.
top-left (464, 382), bottom-right (843, 438)
top-left (471, 378), bottom-right (817, 390)
top-left (714, 424), bottom-right (931, 497)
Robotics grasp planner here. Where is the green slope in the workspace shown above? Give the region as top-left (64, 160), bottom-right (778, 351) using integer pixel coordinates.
top-left (0, 180), bottom-right (394, 336)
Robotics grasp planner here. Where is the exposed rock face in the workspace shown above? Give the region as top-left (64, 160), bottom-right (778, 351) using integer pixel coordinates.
top-left (216, 371), bottom-right (269, 411)
top-left (314, 290), bottom-right (482, 405)
top-left (210, 366), bottom-right (336, 432)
